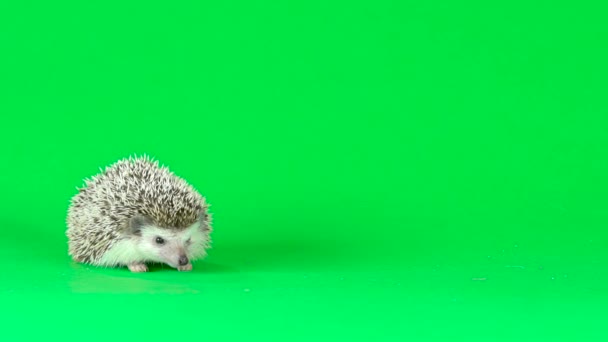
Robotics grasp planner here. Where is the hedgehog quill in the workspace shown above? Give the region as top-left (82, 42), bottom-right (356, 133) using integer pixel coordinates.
top-left (66, 156), bottom-right (212, 272)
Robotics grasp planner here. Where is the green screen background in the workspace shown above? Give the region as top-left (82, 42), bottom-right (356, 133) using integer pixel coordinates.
top-left (1, 1), bottom-right (607, 340)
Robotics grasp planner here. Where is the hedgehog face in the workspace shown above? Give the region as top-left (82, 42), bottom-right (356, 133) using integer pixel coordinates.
top-left (129, 215), bottom-right (209, 269)
top-left (138, 222), bottom-right (207, 270)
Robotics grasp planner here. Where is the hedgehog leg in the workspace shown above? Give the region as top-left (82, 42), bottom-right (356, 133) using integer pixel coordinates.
top-left (177, 263), bottom-right (193, 272)
top-left (127, 262), bottom-right (148, 273)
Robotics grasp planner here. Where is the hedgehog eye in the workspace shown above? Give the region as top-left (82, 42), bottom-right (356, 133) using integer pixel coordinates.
top-left (155, 237), bottom-right (165, 245)
top-left (185, 237), bottom-right (192, 245)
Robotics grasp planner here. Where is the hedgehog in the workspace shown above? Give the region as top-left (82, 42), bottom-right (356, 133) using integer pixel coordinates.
top-left (66, 156), bottom-right (212, 272)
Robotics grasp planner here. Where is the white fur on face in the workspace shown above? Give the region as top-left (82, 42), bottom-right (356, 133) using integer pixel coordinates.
top-left (99, 221), bottom-right (209, 268)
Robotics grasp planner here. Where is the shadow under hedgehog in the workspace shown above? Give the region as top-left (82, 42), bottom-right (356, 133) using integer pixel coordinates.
top-left (66, 156), bottom-right (212, 272)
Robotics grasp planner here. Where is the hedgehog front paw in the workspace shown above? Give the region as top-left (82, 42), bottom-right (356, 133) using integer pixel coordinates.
top-left (128, 262), bottom-right (148, 273)
top-left (177, 263), bottom-right (192, 272)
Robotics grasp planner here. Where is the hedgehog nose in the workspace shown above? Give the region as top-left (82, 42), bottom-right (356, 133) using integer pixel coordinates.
top-left (178, 255), bottom-right (189, 266)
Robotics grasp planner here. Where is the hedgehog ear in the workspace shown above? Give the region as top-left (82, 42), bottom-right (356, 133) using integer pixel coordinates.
top-left (128, 214), bottom-right (153, 235)
top-left (196, 206), bottom-right (211, 232)
top-left (196, 205), bottom-right (209, 221)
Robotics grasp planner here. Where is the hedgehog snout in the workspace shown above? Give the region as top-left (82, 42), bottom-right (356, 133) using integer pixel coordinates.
top-left (178, 255), bottom-right (189, 266)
